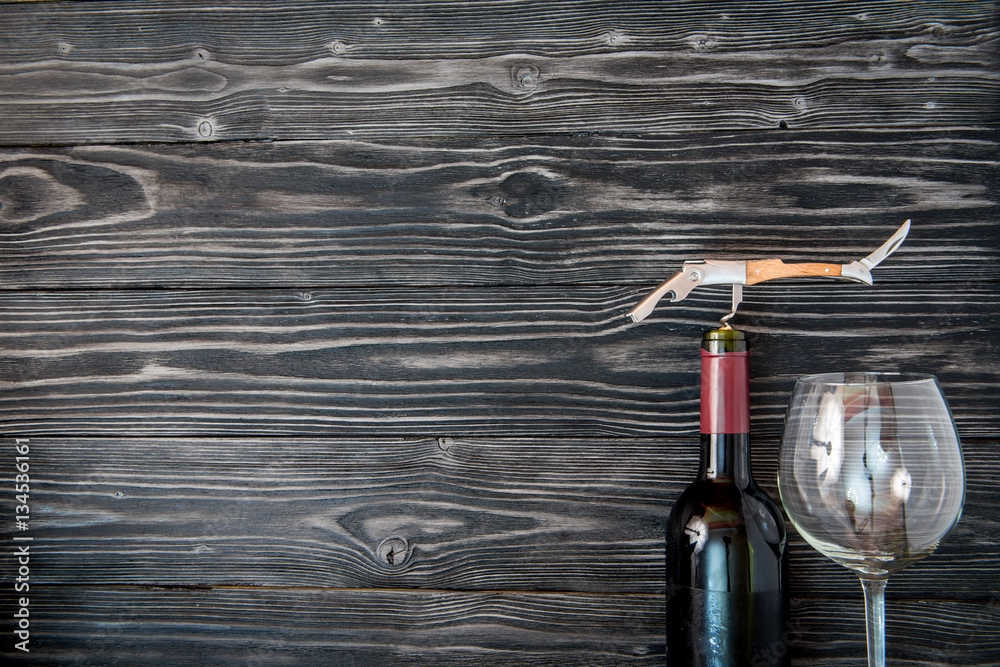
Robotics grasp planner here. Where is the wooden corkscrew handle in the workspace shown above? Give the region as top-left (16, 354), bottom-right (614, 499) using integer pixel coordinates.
top-left (745, 259), bottom-right (843, 285)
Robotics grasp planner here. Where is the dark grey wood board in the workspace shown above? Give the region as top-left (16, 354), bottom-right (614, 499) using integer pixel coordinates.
top-left (1, 130), bottom-right (997, 289)
top-left (1, 0), bottom-right (998, 664)
top-left (0, 587), bottom-right (996, 666)
top-left (0, 437), bottom-right (994, 601)
top-left (4, 0), bottom-right (996, 62)
top-left (0, 586), bottom-right (666, 666)
top-left (0, 1), bottom-right (997, 143)
top-left (0, 284), bottom-right (996, 438)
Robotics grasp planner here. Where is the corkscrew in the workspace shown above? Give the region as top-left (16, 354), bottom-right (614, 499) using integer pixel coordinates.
top-left (627, 219), bottom-right (911, 327)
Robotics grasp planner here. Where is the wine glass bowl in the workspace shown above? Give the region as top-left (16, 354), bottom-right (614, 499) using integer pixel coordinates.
top-left (778, 372), bottom-right (964, 666)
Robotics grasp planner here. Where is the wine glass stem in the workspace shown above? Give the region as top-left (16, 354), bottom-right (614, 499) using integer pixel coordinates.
top-left (860, 577), bottom-right (887, 667)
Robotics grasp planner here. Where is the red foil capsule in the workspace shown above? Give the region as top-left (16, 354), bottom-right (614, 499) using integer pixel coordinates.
top-left (700, 349), bottom-right (750, 434)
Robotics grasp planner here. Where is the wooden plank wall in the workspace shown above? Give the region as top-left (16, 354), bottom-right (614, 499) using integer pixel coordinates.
top-left (0, 1), bottom-right (997, 664)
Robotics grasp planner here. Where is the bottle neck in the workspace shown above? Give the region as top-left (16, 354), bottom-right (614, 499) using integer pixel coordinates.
top-left (699, 329), bottom-right (751, 484)
top-left (700, 433), bottom-right (750, 484)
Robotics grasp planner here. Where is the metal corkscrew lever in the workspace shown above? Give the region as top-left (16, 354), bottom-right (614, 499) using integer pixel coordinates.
top-left (627, 219), bottom-right (911, 326)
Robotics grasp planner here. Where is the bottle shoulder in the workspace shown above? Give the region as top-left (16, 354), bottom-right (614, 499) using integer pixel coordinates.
top-left (668, 478), bottom-right (787, 545)
top-left (671, 477), bottom-right (780, 508)
top-left (666, 477), bottom-right (789, 593)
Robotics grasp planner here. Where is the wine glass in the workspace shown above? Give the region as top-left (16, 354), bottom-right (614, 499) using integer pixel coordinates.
top-left (778, 373), bottom-right (965, 667)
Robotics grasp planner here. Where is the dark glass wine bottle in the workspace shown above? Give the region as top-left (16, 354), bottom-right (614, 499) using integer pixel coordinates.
top-left (666, 327), bottom-right (789, 666)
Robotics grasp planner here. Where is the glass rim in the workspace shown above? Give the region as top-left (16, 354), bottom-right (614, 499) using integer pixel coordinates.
top-left (793, 371), bottom-right (939, 387)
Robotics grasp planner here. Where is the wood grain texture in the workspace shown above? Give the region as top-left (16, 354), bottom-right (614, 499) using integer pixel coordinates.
top-left (1, 1), bottom-right (997, 664)
top-left (1, 437), bottom-right (994, 601)
top-left (0, 130), bottom-right (996, 289)
top-left (0, 284), bottom-right (996, 438)
top-left (0, 586), bottom-right (666, 666)
top-left (0, 1), bottom-right (997, 143)
top-left (745, 259), bottom-right (843, 284)
top-left (0, 587), bottom-right (997, 666)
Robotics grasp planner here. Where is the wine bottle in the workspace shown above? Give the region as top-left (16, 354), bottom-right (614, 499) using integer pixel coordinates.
top-left (666, 327), bottom-right (789, 666)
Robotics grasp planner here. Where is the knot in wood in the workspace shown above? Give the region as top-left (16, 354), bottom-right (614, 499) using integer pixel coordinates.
top-left (689, 33), bottom-right (716, 51)
top-left (512, 64), bottom-right (540, 91)
top-left (376, 537), bottom-right (408, 568)
top-left (497, 171), bottom-right (562, 219)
